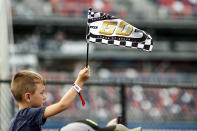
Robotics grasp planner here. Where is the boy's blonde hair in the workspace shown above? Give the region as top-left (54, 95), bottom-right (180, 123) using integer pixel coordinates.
top-left (11, 70), bottom-right (46, 102)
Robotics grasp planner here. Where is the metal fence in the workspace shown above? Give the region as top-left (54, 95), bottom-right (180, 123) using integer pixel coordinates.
top-left (1, 79), bottom-right (197, 131)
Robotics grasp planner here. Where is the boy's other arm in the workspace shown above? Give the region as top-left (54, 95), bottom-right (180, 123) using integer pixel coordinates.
top-left (43, 67), bottom-right (90, 119)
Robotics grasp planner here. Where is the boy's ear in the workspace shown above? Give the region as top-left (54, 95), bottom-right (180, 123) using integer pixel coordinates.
top-left (24, 93), bottom-right (31, 103)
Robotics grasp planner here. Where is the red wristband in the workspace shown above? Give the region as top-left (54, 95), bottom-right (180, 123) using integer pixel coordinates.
top-left (73, 83), bottom-right (85, 106)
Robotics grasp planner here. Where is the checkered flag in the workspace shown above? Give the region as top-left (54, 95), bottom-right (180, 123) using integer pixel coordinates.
top-left (86, 8), bottom-right (153, 51)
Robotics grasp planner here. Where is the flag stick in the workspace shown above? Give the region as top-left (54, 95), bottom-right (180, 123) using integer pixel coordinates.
top-left (86, 41), bottom-right (89, 67)
top-left (86, 8), bottom-right (91, 67)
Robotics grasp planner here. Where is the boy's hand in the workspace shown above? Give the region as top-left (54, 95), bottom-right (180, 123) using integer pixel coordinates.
top-left (75, 66), bottom-right (90, 87)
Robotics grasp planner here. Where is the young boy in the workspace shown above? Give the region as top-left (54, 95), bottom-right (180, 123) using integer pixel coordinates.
top-left (9, 66), bottom-right (90, 131)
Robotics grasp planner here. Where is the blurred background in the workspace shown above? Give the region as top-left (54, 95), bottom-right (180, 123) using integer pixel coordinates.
top-left (0, 0), bottom-right (197, 130)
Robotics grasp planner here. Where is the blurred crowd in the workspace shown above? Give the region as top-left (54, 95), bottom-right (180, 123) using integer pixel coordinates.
top-left (127, 86), bottom-right (197, 121)
top-left (12, 30), bottom-right (67, 54)
top-left (11, 0), bottom-right (127, 18)
top-left (153, 0), bottom-right (197, 19)
top-left (11, 0), bottom-right (197, 20)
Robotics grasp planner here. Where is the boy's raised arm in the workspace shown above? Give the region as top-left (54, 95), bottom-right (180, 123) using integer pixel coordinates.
top-left (43, 66), bottom-right (90, 119)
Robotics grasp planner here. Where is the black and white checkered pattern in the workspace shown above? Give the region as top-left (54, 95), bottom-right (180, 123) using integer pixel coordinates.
top-left (86, 8), bottom-right (153, 52)
top-left (89, 34), bottom-right (153, 51)
top-left (88, 8), bottom-right (105, 19)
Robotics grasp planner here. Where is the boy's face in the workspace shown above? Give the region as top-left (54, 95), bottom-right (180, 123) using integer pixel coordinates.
top-left (30, 83), bottom-right (46, 107)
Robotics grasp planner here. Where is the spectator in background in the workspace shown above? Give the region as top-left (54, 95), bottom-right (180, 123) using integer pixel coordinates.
top-left (156, 0), bottom-right (197, 19)
top-left (53, 30), bottom-right (67, 50)
top-left (50, 0), bottom-right (94, 17)
top-left (39, 30), bottom-right (66, 51)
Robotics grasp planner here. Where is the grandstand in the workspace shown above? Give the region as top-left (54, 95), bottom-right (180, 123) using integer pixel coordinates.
top-left (0, 0), bottom-right (197, 131)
